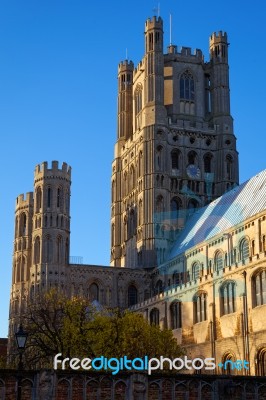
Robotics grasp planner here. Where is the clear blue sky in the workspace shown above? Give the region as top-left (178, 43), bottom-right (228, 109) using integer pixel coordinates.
top-left (0, 0), bottom-right (265, 338)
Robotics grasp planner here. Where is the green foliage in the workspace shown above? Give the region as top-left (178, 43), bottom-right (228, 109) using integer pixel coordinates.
top-left (89, 310), bottom-right (183, 360)
top-left (23, 290), bottom-right (183, 369)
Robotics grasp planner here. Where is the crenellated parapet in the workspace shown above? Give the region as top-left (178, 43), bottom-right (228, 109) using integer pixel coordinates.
top-left (34, 160), bottom-right (71, 184)
top-left (145, 16), bottom-right (163, 31)
top-left (209, 31), bottom-right (228, 63)
top-left (210, 31), bottom-right (228, 45)
top-left (118, 59), bottom-right (134, 72)
top-left (144, 16), bottom-right (163, 54)
top-left (14, 192), bottom-right (34, 241)
top-left (33, 160), bottom-right (71, 216)
top-left (15, 192), bottom-right (34, 212)
top-left (165, 46), bottom-right (204, 62)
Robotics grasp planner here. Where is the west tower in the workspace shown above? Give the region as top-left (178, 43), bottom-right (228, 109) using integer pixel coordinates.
top-left (8, 161), bottom-right (71, 355)
top-left (111, 17), bottom-right (239, 269)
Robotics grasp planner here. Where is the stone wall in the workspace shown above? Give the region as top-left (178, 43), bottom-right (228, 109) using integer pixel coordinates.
top-left (0, 370), bottom-right (265, 400)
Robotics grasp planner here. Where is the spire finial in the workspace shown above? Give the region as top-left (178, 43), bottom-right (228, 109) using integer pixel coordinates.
top-left (153, 2), bottom-right (160, 17)
top-left (170, 13), bottom-right (172, 45)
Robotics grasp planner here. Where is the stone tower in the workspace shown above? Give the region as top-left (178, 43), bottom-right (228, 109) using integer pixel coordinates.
top-left (11, 193), bottom-right (34, 322)
top-left (8, 161), bottom-right (71, 348)
top-left (31, 161), bottom-right (71, 291)
top-left (111, 17), bottom-right (239, 269)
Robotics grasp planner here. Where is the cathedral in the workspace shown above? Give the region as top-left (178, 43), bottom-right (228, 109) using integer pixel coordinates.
top-left (8, 17), bottom-right (266, 376)
top-left (111, 16), bottom-right (238, 269)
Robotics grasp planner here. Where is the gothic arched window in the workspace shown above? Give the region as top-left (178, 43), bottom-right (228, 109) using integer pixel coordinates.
top-left (138, 199), bottom-right (143, 225)
top-left (240, 238), bottom-right (249, 261)
top-left (36, 187), bottom-right (42, 212)
top-left (156, 145), bottom-right (163, 171)
top-left (111, 180), bottom-right (116, 203)
top-left (221, 352), bottom-right (235, 375)
top-left (128, 285), bottom-right (138, 306)
top-left (16, 258), bottom-right (21, 283)
top-left (138, 151), bottom-right (143, 177)
top-left (34, 236), bottom-right (40, 264)
top-left (170, 197), bottom-right (181, 219)
top-left (226, 155), bottom-right (233, 180)
top-left (129, 166), bottom-right (135, 192)
top-left (256, 348), bottom-right (266, 376)
top-left (253, 269), bottom-right (266, 307)
top-left (135, 85), bottom-right (142, 129)
top-left (15, 216), bottom-right (18, 238)
top-left (135, 87), bottom-right (142, 115)
top-left (44, 235), bottom-right (53, 263)
top-left (180, 71), bottom-right (195, 101)
top-left (128, 209), bottom-right (136, 238)
top-left (123, 172), bottom-right (128, 197)
top-left (220, 281), bottom-right (236, 315)
top-left (16, 259), bottom-right (21, 283)
top-left (47, 187), bottom-right (52, 208)
top-left (57, 188), bottom-right (62, 209)
top-left (188, 151), bottom-right (197, 165)
top-left (215, 251), bottom-right (223, 271)
top-left (21, 256), bottom-right (26, 282)
top-left (188, 199), bottom-right (198, 212)
top-left (192, 262), bottom-right (200, 280)
top-left (193, 360), bottom-right (204, 375)
top-left (56, 236), bottom-right (63, 264)
top-left (111, 224), bottom-right (115, 247)
top-left (204, 153), bottom-right (212, 173)
top-left (170, 301), bottom-right (182, 329)
top-left (89, 283), bottom-right (99, 302)
top-left (155, 279), bottom-right (163, 295)
top-left (194, 292), bottom-right (207, 323)
top-left (19, 213), bottom-right (27, 236)
top-left (173, 271), bottom-right (181, 285)
top-left (171, 150), bottom-right (180, 170)
top-left (150, 308), bottom-right (160, 325)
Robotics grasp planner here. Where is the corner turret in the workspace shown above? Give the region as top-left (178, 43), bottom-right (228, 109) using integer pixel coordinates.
top-left (117, 60), bottom-right (134, 140)
top-left (209, 31), bottom-right (228, 64)
top-left (145, 16), bottom-right (163, 53)
top-left (143, 16), bottom-right (166, 124)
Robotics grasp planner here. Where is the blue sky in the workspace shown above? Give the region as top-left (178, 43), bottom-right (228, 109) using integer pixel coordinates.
top-left (0, 0), bottom-right (265, 338)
